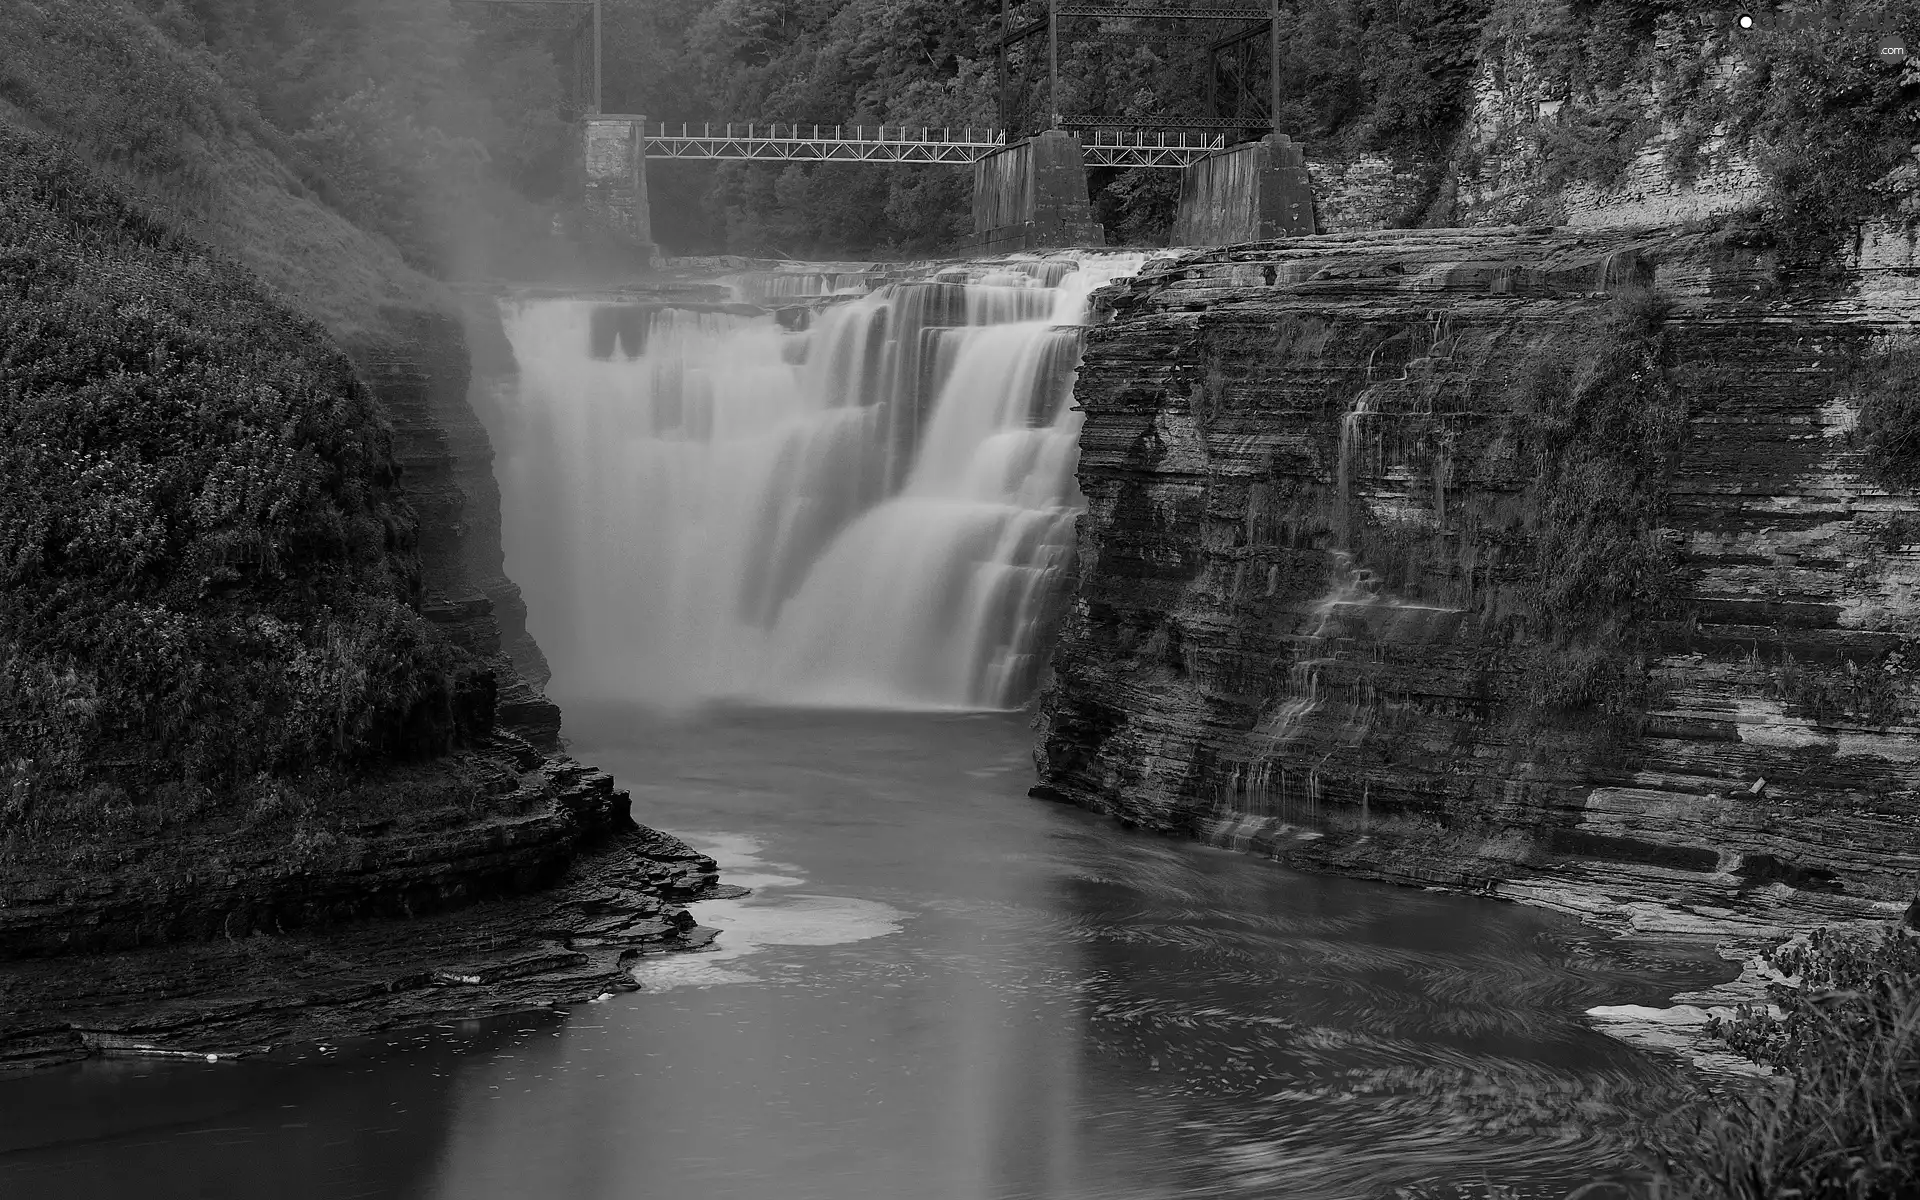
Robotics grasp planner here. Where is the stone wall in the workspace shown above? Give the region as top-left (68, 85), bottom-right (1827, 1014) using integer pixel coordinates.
top-left (1171, 134), bottom-right (1317, 246)
top-left (1036, 226), bottom-right (1920, 939)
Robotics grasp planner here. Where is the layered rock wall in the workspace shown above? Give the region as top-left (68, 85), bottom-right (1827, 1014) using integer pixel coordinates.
top-left (1305, 26), bottom-right (1765, 235)
top-left (363, 308), bottom-right (559, 723)
top-left (1037, 227), bottom-right (1920, 937)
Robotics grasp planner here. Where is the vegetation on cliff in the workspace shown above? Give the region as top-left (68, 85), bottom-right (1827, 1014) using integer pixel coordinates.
top-left (1503, 286), bottom-right (1686, 727)
top-left (1853, 332), bottom-right (1920, 488)
top-left (0, 126), bottom-right (491, 869)
top-left (1490, 1), bottom-right (1920, 264)
top-left (18, 2), bottom-right (1907, 259)
top-left (1, 0), bottom-right (600, 284)
top-left (618, 0), bottom-right (1920, 255)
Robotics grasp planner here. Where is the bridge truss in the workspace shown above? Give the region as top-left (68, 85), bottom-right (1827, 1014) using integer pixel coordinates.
top-left (628, 122), bottom-right (1226, 168)
top-left (526, 1), bottom-right (1280, 175)
top-left (996, 0), bottom-right (1282, 141)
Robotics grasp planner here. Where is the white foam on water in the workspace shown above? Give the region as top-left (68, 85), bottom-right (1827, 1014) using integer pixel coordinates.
top-left (628, 832), bottom-right (907, 991)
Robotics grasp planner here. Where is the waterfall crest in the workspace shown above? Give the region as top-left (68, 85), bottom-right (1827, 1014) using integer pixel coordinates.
top-left (495, 256), bottom-right (1143, 709)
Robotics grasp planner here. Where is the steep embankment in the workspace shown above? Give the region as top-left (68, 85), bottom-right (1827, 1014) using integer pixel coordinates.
top-left (0, 7), bottom-right (715, 1069)
top-left (1037, 225), bottom-right (1920, 940)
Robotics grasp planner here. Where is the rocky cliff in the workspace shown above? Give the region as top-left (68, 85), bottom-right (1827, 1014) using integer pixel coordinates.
top-left (1036, 224), bottom-right (1920, 940)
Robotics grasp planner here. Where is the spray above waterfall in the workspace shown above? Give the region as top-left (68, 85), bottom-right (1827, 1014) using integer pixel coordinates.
top-left (494, 255), bottom-right (1146, 710)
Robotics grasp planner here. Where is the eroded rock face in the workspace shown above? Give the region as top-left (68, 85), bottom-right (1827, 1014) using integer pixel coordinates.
top-left (359, 308), bottom-right (560, 738)
top-left (0, 810), bottom-right (725, 1071)
top-left (1036, 226), bottom-right (1920, 938)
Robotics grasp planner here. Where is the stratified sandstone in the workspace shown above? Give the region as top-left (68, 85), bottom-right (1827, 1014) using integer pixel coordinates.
top-left (1036, 225), bottom-right (1920, 939)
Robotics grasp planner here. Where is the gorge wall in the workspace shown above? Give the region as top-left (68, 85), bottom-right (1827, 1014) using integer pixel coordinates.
top-left (1307, 18), bottom-right (1768, 236)
top-left (1036, 225), bottom-right (1920, 939)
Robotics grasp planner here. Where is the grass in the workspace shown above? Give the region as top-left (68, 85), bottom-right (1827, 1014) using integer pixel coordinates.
top-left (1851, 334), bottom-right (1920, 489)
top-left (0, 0), bottom-right (444, 341)
top-left (1769, 651), bottom-right (1906, 729)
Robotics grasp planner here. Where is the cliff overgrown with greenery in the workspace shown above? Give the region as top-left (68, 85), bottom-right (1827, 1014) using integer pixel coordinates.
top-left (1505, 285), bottom-right (1687, 732)
top-left (0, 126), bottom-right (496, 869)
top-left (615, 0), bottom-right (1920, 256)
top-left (1485, 1), bottom-right (1920, 264)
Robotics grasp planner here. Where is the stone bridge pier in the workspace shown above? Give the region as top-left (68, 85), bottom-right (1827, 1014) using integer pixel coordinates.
top-left (1171, 134), bottom-right (1316, 245)
top-left (970, 131), bottom-right (1105, 255)
top-left (582, 115), bottom-right (661, 265)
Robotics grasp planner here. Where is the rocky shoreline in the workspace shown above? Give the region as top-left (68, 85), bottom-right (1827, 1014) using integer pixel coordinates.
top-left (0, 731), bottom-right (734, 1072)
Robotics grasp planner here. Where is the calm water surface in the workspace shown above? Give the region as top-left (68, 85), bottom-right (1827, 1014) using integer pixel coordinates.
top-left (0, 707), bottom-right (1730, 1200)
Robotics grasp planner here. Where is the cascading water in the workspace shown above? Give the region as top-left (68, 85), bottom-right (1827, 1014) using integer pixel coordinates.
top-left (494, 256), bottom-right (1144, 710)
top-left (1203, 313), bottom-right (1470, 851)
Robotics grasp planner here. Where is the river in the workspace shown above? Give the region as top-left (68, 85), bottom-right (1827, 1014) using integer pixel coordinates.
top-left (0, 705), bottom-right (1728, 1200)
top-left (0, 259), bottom-right (1733, 1198)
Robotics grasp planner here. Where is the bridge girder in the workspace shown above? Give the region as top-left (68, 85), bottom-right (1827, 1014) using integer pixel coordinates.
top-left (626, 122), bottom-right (1224, 168)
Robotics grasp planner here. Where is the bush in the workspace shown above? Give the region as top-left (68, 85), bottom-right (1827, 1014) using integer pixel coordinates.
top-left (0, 127), bottom-right (490, 851)
top-left (1504, 288), bottom-right (1687, 727)
top-left (1770, 650), bottom-right (1906, 728)
top-left (1646, 927), bottom-right (1920, 1200)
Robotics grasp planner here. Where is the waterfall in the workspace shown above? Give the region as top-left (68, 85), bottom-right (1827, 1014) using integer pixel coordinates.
top-left (1202, 313), bottom-right (1472, 850)
top-left (493, 256), bottom-right (1143, 710)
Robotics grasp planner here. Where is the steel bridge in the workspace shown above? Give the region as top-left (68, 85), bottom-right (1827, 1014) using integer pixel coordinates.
top-left (475, 0), bottom-right (1317, 253)
top-left (625, 122), bottom-right (1228, 169)
top-left (457, 0), bottom-right (1284, 159)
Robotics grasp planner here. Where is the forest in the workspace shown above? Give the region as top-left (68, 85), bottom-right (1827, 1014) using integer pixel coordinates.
top-left (67, 0), bottom-right (1484, 262)
top-left (30, 1), bottom-right (1920, 266)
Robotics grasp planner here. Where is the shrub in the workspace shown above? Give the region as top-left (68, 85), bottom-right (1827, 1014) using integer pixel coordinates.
top-left (0, 127), bottom-right (491, 852)
top-left (1504, 288), bottom-right (1687, 728)
top-left (1770, 650), bottom-right (1906, 728)
top-left (1646, 927), bottom-right (1920, 1200)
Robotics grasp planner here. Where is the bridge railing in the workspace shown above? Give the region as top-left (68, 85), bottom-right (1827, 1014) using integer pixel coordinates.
top-left (595, 115), bottom-right (1235, 167)
top-left (635, 122), bottom-right (1009, 145)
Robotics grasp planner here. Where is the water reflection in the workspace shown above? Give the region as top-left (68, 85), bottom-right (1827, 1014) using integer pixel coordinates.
top-left (0, 710), bottom-right (1728, 1200)
top-left (0, 1019), bottom-right (532, 1199)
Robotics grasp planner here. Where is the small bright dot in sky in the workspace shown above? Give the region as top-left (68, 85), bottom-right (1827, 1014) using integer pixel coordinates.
top-left (1739, 14), bottom-right (1754, 29)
